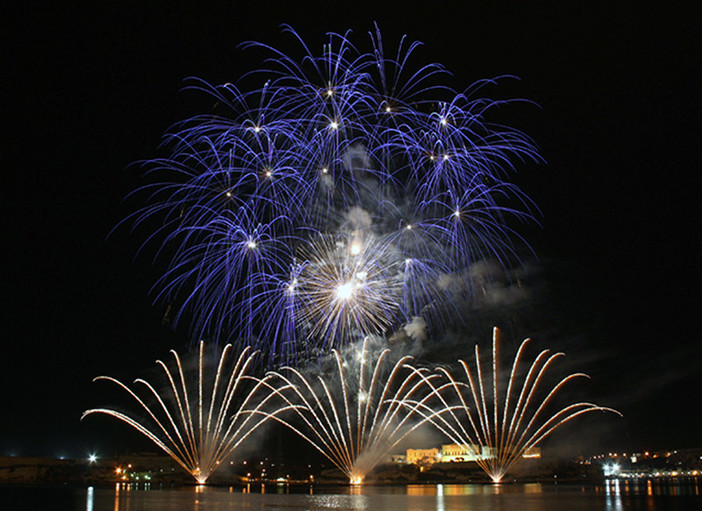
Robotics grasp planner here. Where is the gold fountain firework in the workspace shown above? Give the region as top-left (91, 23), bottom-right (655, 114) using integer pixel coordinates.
top-left (414, 327), bottom-right (621, 483)
top-left (82, 343), bottom-right (281, 484)
top-left (264, 337), bottom-right (435, 485)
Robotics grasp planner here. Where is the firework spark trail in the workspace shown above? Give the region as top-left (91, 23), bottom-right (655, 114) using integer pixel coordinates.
top-left (405, 328), bottom-right (621, 483)
top-left (262, 337), bottom-right (439, 484)
top-left (126, 25), bottom-right (541, 364)
top-left (294, 233), bottom-right (404, 346)
top-left (82, 343), bottom-right (287, 484)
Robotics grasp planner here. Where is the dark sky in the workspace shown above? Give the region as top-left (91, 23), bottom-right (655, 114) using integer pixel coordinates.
top-left (2, 2), bottom-right (700, 459)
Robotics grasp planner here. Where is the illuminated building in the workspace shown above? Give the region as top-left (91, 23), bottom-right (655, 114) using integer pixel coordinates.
top-left (404, 444), bottom-right (540, 465)
top-left (406, 448), bottom-right (440, 465)
top-left (440, 444), bottom-right (494, 462)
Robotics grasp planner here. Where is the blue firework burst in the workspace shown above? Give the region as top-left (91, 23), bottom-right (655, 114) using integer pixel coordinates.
top-left (128, 25), bottom-right (540, 366)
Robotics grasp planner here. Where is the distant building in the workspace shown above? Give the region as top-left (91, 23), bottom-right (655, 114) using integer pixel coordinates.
top-left (403, 444), bottom-right (541, 466)
top-left (406, 448), bottom-right (440, 465)
top-left (388, 453), bottom-right (406, 464)
top-left (440, 444), bottom-right (494, 462)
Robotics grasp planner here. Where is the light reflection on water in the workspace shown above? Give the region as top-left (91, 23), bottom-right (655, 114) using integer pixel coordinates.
top-left (47, 478), bottom-right (702, 511)
top-left (405, 482), bottom-right (527, 496)
top-left (605, 479), bottom-right (623, 511)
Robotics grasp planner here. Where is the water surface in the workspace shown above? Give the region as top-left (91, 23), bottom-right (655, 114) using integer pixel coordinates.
top-left (3, 479), bottom-right (701, 510)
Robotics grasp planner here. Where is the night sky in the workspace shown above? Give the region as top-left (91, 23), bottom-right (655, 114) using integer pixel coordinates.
top-left (3, 2), bottom-right (700, 460)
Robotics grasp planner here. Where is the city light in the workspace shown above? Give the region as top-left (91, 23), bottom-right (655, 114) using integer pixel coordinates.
top-left (604, 462), bottom-right (621, 477)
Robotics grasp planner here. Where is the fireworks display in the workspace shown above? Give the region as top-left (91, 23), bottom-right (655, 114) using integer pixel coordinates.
top-left (82, 343), bottom-right (284, 484)
top-left (412, 328), bottom-right (621, 483)
top-left (87, 27), bottom-right (620, 486)
top-left (83, 330), bottom-right (620, 485)
top-left (130, 26), bottom-right (539, 364)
